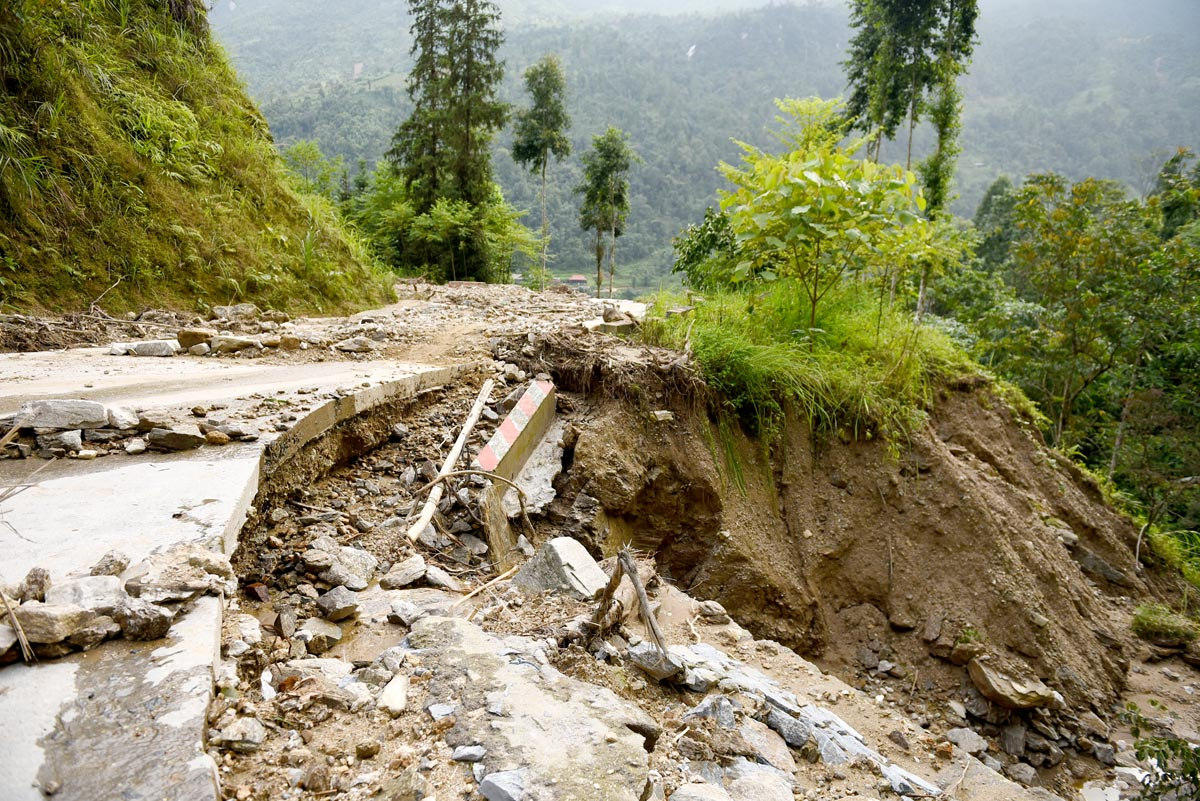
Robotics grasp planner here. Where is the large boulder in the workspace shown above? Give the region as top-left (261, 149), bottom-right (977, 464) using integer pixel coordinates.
top-left (15, 399), bottom-right (109, 430)
top-left (968, 658), bottom-right (1064, 710)
top-left (512, 537), bottom-right (608, 600)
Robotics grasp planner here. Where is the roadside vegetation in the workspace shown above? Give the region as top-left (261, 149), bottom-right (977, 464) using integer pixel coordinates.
top-left (0, 0), bottom-right (392, 314)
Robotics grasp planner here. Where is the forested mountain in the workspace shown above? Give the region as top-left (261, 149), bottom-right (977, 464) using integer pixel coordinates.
top-left (208, 0), bottom-right (1200, 282)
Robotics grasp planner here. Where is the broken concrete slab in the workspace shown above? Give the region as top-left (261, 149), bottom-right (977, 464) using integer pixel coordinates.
top-left (512, 536), bottom-right (608, 600)
top-left (14, 399), bottom-right (109, 430)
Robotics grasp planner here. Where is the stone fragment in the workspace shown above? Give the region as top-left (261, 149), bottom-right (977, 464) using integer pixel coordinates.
top-left (16, 399), bottom-right (109, 430)
top-left (1072, 548), bottom-right (1132, 586)
top-left (18, 566), bottom-right (51, 602)
top-left (697, 600), bottom-right (728, 618)
top-left (967, 659), bottom-right (1063, 710)
top-left (377, 673), bottom-right (410, 717)
top-left (1093, 742), bottom-right (1117, 765)
top-left (379, 768), bottom-right (426, 801)
top-left (946, 727), bottom-right (989, 754)
top-left (628, 641), bottom-right (683, 681)
top-left (37, 430), bottom-right (82, 453)
top-left (115, 597), bottom-right (175, 640)
top-left (189, 343), bottom-right (211, 356)
top-left (299, 618), bottom-right (342, 654)
top-left (949, 640), bottom-right (986, 665)
top-left (316, 586), bottom-right (360, 622)
top-left (305, 536), bottom-right (378, 591)
top-left (130, 340), bottom-right (180, 357)
top-left (668, 784), bottom-right (733, 801)
top-left (106, 406), bottom-right (140, 430)
top-left (423, 564), bottom-right (464, 593)
top-left (381, 555), bottom-right (427, 589)
top-left (479, 770), bottom-right (527, 801)
top-left (388, 600), bottom-right (426, 628)
top-left (66, 615), bottom-right (120, 650)
top-left (213, 303), bottom-right (260, 321)
top-left (205, 430), bottom-right (231, 445)
top-left (214, 717), bottom-right (267, 753)
top-left (764, 707), bottom-right (812, 748)
top-left (210, 335), bottom-right (261, 354)
top-left (45, 575), bottom-right (125, 616)
top-left (0, 622), bottom-right (15, 654)
top-left (279, 334), bottom-right (302, 351)
top-left (740, 717), bottom-right (797, 772)
top-left (1004, 762), bottom-right (1038, 785)
top-left (125, 438), bottom-right (147, 455)
top-left (452, 745), bottom-right (486, 763)
top-left (1000, 723), bottom-right (1026, 756)
top-left (683, 695), bottom-right (737, 730)
top-left (9, 602), bottom-right (93, 643)
top-left (147, 426), bottom-right (206, 451)
top-left (356, 741), bottom-right (381, 760)
top-left (512, 536), bottom-right (608, 600)
top-left (334, 336), bottom-right (374, 353)
top-left (89, 550), bottom-right (130, 577)
top-left (726, 763), bottom-right (792, 801)
top-left (176, 327), bottom-right (217, 349)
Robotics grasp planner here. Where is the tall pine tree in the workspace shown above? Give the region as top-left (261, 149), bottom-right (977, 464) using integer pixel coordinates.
top-left (387, 0), bottom-right (508, 280)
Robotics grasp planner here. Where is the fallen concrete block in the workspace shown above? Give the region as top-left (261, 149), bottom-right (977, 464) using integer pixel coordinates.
top-left (512, 536), bottom-right (608, 600)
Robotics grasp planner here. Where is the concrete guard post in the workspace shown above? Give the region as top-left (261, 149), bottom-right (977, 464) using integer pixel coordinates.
top-left (473, 380), bottom-right (556, 570)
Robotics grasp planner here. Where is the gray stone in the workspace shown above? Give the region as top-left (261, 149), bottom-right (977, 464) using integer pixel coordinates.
top-left (628, 641), bottom-right (683, 681)
top-left (739, 717), bottom-right (797, 772)
top-left (18, 566), bottom-right (51, 602)
top-left (697, 600), bottom-right (728, 619)
top-left (1092, 742), bottom-right (1117, 766)
top-left (213, 303), bottom-right (260, 321)
top-left (479, 769), bottom-right (527, 801)
top-left (37, 429), bottom-right (82, 453)
top-left (176, 327), bottom-right (217, 349)
top-left (946, 727), bottom-right (989, 754)
top-left (214, 716), bottom-right (266, 753)
top-left (512, 536), bottom-right (608, 600)
top-left (125, 437), bottom-right (148, 455)
top-left (15, 399), bottom-right (109, 430)
top-left (423, 564), bottom-right (464, 593)
top-left (1072, 547), bottom-right (1133, 587)
top-left (147, 426), bottom-right (207, 451)
top-left (727, 770), bottom-right (791, 801)
top-left (764, 707), bottom-right (812, 748)
top-left (9, 601), bottom-right (93, 643)
top-left (65, 614), bottom-right (120, 650)
top-left (380, 768), bottom-right (426, 801)
top-left (1004, 762), bottom-right (1039, 785)
top-left (106, 406), bottom-right (140, 430)
top-left (668, 784), bottom-right (733, 801)
top-left (210, 335), bottom-right (261, 354)
top-left (683, 695), bottom-right (737, 730)
top-left (1000, 723), bottom-right (1026, 756)
top-left (334, 336), bottom-right (374, 353)
top-left (307, 537), bottom-right (378, 591)
top-left (89, 550), bottom-right (131, 576)
top-left (115, 597), bottom-right (175, 640)
top-left (388, 600), bottom-right (426, 628)
top-left (452, 745), bottom-right (487, 763)
top-left (967, 659), bottom-right (1063, 710)
top-left (0, 621), bottom-right (18, 654)
top-left (426, 702), bottom-right (457, 720)
top-left (380, 554), bottom-right (426, 589)
top-left (377, 674), bottom-right (410, 717)
top-left (189, 343), bottom-right (211, 356)
top-left (299, 618), bottom-right (342, 654)
top-left (45, 575), bottom-right (126, 616)
top-left (130, 340), bottom-right (180, 357)
top-left (316, 586), bottom-right (360, 622)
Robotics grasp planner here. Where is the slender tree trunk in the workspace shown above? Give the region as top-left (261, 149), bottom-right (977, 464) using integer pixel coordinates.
top-left (607, 181), bottom-right (616, 299)
top-left (906, 71), bottom-right (919, 170)
top-left (539, 160), bottom-right (548, 290)
top-left (594, 228), bottom-right (603, 299)
top-left (1108, 348), bottom-right (1144, 481)
top-left (916, 262), bottom-right (929, 322)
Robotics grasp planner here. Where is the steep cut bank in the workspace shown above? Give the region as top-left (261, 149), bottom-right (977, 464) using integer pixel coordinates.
top-left (0, 0), bottom-right (392, 314)
top-left (504, 331), bottom-right (1156, 792)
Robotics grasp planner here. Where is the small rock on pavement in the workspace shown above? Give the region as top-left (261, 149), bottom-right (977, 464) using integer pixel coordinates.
top-left (214, 717), bottom-right (267, 753)
top-left (380, 554), bottom-right (426, 590)
top-left (213, 303), bottom-right (260, 321)
top-left (210, 335), bottom-right (261, 354)
top-left (380, 768), bottom-right (426, 801)
top-left (115, 597), bottom-right (175, 640)
top-left (479, 769), bottom-right (528, 801)
top-left (9, 602), bottom-right (94, 643)
top-left (130, 340), bottom-right (180, 357)
top-left (147, 426), bottom-right (207, 451)
top-left (299, 618), bottom-right (342, 654)
top-left (16, 399), bottom-right (109, 430)
top-left (18, 566), bottom-right (51, 602)
top-left (377, 674), bottom-right (410, 717)
top-left (946, 727), bottom-right (989, 755)
top-left (45, 575), bottom-right (125, 616)
top-left (512, 536), bottom-right (608, 600)
top-left (452, 745), bottom-right (487, 763)
top-left (205, 430), bottom-right (231, 445)
top-left (176, 327), bottom-right (217, 349)
top-left (37, 430), bottom-right (82, 453)
top-left (125, 437), bottom-right (148, 455)
top-left (316, 586), bottom-right (360, 621)
top-left (334, 336), bottom-right (374, 353)
top-left (90, 549), bottom-right (131, 576)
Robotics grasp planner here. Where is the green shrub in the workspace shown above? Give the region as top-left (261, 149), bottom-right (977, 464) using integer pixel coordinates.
top-left (1131, 604), bottom-right (1199, 646)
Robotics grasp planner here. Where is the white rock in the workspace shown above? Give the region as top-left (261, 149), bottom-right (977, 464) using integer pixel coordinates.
top-left (16, 399), bottom-right (109, 430)
top-left (106, 405), bottom-right (140, 430)
top-left (377, 674), bottom-right (410, 717)
top-left (130, 340), bottom-right (180, 357)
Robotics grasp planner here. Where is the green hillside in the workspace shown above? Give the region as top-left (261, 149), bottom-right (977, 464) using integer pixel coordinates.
top-left (0, 0), bottom-right (393, 314)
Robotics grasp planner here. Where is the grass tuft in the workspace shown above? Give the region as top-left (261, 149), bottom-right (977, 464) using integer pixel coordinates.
top-left (1132, 603), bottom-right (1199, 646)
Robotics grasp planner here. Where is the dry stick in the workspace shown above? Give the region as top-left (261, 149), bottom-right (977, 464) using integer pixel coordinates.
top-left (409, 468), bottom-right (536, 536)
top-left (0, 591), bottom-right (34, 663)
top-left (405, 379), bottom-right (495, 543)
top-left (588, 556), bottom-right (628, 641)
top-left (451, 565), bottom-right (520, 609)
top-left (618, 550), bottom-right (669, 657)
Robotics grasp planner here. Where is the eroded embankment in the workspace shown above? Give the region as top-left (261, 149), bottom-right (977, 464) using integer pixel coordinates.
top-left (502, 332), bottom-right (1151, 782)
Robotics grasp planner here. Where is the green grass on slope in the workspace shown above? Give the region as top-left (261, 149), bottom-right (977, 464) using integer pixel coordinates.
top-left (645, 280), bottom-right (978, 442)
top-left (0, 0), bottom-right (393, 314)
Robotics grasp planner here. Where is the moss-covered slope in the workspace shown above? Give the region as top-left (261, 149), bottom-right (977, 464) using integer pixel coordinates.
top-left (0, 0), bottom-right (393, 314)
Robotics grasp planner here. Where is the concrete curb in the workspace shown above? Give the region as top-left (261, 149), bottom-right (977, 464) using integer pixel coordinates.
top-left (0, 361), bottom-right (474, 801)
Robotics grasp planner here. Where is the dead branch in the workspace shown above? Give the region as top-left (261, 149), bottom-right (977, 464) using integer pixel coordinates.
top-left (405, 379), bottom-right (494, 542)
top-left (409, 468), bottom-right (536, 536)
top-left (0, 591), bottom-right (35, 662)
top-left (619, 550), bottom-right (669, 657)
top-left (452, 565), bottom-right (519, 609)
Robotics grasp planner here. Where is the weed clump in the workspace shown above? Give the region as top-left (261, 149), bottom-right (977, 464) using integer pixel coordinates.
top-left (1131, 603), bottom-right (1199, 646)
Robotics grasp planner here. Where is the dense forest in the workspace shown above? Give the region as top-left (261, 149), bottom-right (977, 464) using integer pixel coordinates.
top-left (209, 0), bottom-right (1200, 285)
